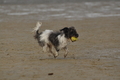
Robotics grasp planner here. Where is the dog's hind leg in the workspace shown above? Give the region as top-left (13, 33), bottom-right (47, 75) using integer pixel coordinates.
top-left (47, 44), bottom-right (53, 53)
top-left (47, 44), bottom-right (55, 57)
top-left (42, 44), bottom-right (48, 53)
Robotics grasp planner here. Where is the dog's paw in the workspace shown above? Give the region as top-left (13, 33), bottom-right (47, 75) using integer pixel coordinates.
top-left (53, 53), bottom-right (59, 58)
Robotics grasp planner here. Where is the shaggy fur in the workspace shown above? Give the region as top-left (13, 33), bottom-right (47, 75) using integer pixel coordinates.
top-left (33, 22), bottom-right (79, 58)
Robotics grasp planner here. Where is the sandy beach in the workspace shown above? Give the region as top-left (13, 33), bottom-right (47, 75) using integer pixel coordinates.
top-left (0, 16), bottom-right (120, 80)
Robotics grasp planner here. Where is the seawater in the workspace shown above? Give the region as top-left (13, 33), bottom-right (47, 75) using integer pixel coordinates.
top-left (0, 1), bottom-right (120, 22)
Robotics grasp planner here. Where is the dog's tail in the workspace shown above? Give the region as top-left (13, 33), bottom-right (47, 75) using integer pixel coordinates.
top-left (33, 22), bottom-right (42, 39)
top-left (33, 22), bottom-right (42, 33)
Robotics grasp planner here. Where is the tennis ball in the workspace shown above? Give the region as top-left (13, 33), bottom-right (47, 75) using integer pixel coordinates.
top-left (71, 37), bottom-right (78, 41)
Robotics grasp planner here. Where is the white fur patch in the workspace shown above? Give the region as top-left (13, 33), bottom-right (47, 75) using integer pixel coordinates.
top-left (57, 34), bottom-right (68, 50)
top-left (40, 30), bottom-right (53, 44)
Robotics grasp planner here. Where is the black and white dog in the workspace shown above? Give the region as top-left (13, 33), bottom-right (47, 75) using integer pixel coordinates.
top-left (33, 22), bottom-right (79, 58)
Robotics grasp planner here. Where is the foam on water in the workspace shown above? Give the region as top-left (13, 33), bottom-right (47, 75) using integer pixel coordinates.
top-left (8, 12), bottom-right (30, 15)
top-left (86, 13), bottom-right (120, 18)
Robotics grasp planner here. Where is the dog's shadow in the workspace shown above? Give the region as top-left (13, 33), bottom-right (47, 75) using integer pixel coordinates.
top-left (39, 56), bottom-right (77, 61)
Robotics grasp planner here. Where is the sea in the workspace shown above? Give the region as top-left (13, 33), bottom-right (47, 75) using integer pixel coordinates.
top-left (0, 0), bottom-right (120, 22)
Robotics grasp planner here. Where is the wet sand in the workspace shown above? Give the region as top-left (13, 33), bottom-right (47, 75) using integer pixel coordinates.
top-left (0, 17), bottom-right (120, 80)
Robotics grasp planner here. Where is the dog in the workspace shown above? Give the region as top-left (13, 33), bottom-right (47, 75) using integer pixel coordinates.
top-left (33, 22), bottom-right (79, 58)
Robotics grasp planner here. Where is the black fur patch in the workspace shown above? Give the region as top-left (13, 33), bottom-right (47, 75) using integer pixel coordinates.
top-left (69, 27), bottom-right (79, 38)
top-left (60, 27), bottom-right (79, 39)
top-left (48, 32), bottom-right (61, 51)
top-left (60, 27), bottom-right (69, 38)
top-left (34, 30), bottom-right (39, 40)
top-left (34, 31), bottom-right (45, 47)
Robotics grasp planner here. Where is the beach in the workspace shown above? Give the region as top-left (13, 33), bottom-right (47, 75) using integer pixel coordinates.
top-left (0, 16), bottom-right (120, 80)
top-left (0, 1), bottom-right (120, 80)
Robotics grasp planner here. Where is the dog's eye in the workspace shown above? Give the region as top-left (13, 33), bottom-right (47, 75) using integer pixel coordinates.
top-left (70, 31), bottom-right (74, 34)
top-left (71, 29), bottom-right (74, 32)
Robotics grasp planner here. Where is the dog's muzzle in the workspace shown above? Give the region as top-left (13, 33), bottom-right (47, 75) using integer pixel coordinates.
top-left (71, 33), bottom-right (79, 42)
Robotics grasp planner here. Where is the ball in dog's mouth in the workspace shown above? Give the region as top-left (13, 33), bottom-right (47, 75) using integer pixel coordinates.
top-left (71, 37), bottom-right (78, 42)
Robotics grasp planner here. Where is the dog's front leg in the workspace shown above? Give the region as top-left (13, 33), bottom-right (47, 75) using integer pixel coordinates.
top-left (53, 48), bottom-right (59, 58)
top-left (54, 51), bottom-right (59, 58)
top-left (64, 47), bottom-right (69, 58)
top-left (47, 44), bottom-right (55, 57)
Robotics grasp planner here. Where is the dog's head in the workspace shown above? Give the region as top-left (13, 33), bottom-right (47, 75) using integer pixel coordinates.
top-left (60, 27), bottom-right (79, 42)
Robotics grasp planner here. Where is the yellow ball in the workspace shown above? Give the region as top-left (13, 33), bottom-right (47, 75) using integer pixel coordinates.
top-left (71, 37), bottom-right (78, 41)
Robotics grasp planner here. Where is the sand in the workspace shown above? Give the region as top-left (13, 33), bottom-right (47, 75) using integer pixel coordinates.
top-left (0, 17), bottom-right (120, 80)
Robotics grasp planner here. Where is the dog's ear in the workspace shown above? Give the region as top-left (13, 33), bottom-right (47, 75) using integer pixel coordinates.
top-left (60, 27), bottom-right (70, 38)
top-left (60, 27), bottom-right (69, 32)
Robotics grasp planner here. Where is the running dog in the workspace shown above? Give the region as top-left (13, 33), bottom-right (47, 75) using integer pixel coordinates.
top-left (33, 22), bottom-right (79, 58)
